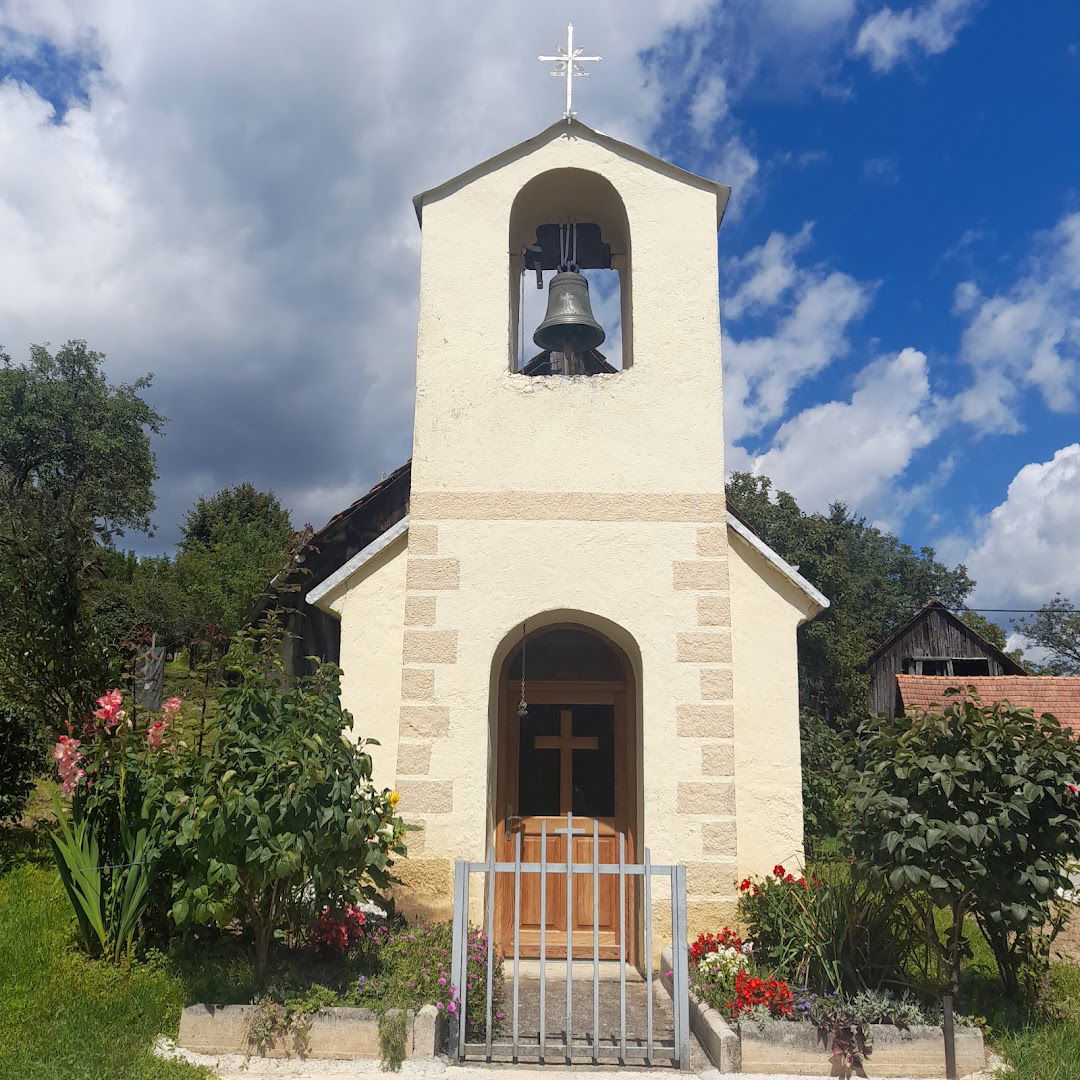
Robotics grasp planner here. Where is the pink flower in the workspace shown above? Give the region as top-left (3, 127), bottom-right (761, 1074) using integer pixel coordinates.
top-left (147, 720), bottom-right (167, 749)
top-left (163, 696), bottom-right (182, 716)
top-left (53, 735), bottom-right (85, 796)
top-left (93, 688), bottom-right (127, 732)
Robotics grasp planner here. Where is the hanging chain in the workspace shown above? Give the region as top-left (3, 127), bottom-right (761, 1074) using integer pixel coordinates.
top-left (517, 621), bottom-right (529, 718)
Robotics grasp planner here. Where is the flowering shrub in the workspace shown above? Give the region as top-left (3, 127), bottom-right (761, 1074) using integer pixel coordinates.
top-left (311, 904), bottom-right (368, 954)
top-left (729, 970), bottom-right (794, 1018)
top-left (689, 928), bottom-right (754, 1016)
top-left (353, 919), bottom-right (507, 1042)
top-left (737, 864), bottom-right (915, 995)
top-left (48, 687), bottom-right (189, 959)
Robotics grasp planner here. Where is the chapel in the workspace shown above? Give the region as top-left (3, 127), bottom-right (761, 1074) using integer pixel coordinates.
top-left (280, 117), bottom-right (828, 955)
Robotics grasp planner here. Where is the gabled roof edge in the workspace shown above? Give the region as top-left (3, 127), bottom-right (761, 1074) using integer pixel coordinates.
top-left (412, 118), bottom-right (732, 229)
top-left (726, 511), bottom-right (830, 612)
top-left (306, 515), bottom-right (410, 610)
top-left (867, 598), bottom-right (1027, 673)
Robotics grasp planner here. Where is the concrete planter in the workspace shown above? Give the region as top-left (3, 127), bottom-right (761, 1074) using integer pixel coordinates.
top-left (661, 947), bottom-right (985, 1077)
top-left (739, 1017), bottom-right (986, 1077)
top-left (176, 1002), bottom-right (440, 1060)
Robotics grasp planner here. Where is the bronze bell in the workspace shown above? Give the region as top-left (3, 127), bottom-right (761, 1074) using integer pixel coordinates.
top-left (533, 271), bottom-right (606, 354)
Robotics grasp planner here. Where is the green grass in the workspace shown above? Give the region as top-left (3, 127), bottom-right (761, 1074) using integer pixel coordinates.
top-left (0, 858), bottom-right (209, 1079)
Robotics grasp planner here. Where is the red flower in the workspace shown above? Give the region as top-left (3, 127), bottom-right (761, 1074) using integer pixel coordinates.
top-left (739, 878), bottom-right (752, 892)
top-left (729, 969), bottom-right (794, 1018)
top-left (772, 864), bottom-right (786, 878)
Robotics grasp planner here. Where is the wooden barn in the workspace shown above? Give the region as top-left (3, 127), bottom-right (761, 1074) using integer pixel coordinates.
top-left (867, 599), bottom-right (1027, 718)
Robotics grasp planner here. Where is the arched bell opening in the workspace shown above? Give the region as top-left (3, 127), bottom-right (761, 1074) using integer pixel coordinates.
top-left (488, 618), bottom-right (641, 961)
top-left (508, 168), bottom-right (633, 375)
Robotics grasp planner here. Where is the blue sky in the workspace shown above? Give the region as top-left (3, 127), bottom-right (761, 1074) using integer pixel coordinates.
top-left (0, 1), bottom-right (1078, 636)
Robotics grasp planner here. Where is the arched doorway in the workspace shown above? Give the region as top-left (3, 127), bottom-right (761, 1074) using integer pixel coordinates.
top-left (495, 623), bottom-right (638, 959)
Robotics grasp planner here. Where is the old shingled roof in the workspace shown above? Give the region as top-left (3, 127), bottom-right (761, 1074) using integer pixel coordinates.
top-left (897, 675), bottom-right (1080, 733)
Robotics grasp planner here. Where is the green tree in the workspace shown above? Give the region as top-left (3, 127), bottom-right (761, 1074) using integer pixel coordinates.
top-left (844, 690), bottom-right (1080, 1004)
top-left (0, 341), bottom-right (163, 736)
top-left (175, 483), bottom-right (294, 647)
top-left (1017, 595), bottom-right (1080, 674)
top-left (725, 473), bottom-right (975, 726)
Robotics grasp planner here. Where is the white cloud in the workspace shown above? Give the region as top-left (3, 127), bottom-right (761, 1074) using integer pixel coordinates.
top-left (962, 444), bottom-right (1080, 609)
top-left (862, 154), bottom-right (900, 183)
top-left (853, 0), bottom-right (979, 72)
top-left (0, 1), bottom-right (871, 549)
top-left (955, 212), bottom-right (1080, 434)
top-left (723, 224), bottom-right (873, 445)
top-left (747, 347), bottom-right (937, 513)
top-left (690, 73), bottom-right (729, 138)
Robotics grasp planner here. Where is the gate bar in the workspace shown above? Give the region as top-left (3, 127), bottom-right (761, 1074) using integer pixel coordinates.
top-left (450, 859), bottom-right (467, 1059)
top-left (592, 819), bottom-right (600, 1062)
top-left (644, 845), bottom-right (654, 1066)
top-left (674, 862), bottom-right (691, 1069)
top-left (539, 819), bottom-right (547, 1064)
top-left (564, 811), bottom-right (573, 1064)
top-left (618, 830), bottom-right (627, 1064)
top-left (484, 846), bottom-right (495, 1058)
top-left (512, 828), bottom-right (522, 1061)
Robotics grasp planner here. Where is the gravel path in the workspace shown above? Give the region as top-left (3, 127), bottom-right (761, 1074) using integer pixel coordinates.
top-left (156, 1037), bottom-right (1008, 1080)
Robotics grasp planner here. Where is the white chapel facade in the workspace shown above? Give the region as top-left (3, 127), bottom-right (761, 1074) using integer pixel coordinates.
top-left (305, 119), bottom-right (827, 951)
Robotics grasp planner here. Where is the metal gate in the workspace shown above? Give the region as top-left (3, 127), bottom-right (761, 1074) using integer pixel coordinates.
top-left (449, 813), bottom-right (691, 1068)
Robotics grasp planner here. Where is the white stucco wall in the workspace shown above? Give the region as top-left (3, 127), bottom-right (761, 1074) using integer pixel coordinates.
top-left (729, 531), bottom-right (819, 880)
top-left (321, 532), bottom-right (408, 785)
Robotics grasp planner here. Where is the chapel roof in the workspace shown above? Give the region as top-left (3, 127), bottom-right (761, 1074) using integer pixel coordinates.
top-left (411, 118), bottom-right (732, 228)
top-left (896, 674), bottom-right (1080, 733)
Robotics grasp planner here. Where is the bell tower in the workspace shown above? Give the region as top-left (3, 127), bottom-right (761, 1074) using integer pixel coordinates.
top-left (395, 119), bottom-right (739, 940)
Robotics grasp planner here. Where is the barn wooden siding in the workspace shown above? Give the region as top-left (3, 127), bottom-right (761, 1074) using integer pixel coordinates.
top-left (868, 605), bottom-right (1024, 718)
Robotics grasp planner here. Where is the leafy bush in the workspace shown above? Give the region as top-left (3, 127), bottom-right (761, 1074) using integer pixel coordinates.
top-left (353, 920), bottom-right (507, 1043)
top-left (800, 711), bottom-right (849, 855)
top-left (166, 620), bottom-right (407, 983)
top-left (844, 689), bottom-right (1080, 1002)
top-left (688, 928), bottom-right (752, 1014)
top-left (0, 698), bottom-right (43, 824)
top-left (738, 864), bottom-right (917, 994)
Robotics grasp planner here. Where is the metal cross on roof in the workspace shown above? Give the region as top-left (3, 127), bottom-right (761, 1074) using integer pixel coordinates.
top-left (538, 22), bottom-right (602, 123)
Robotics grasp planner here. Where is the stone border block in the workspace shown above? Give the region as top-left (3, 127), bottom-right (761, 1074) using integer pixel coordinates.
top-left (660, 947), bottom-right (741, 1072)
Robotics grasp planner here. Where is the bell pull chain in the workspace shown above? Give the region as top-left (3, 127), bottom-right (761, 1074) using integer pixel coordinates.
top-left (518, 621), bottom-right (529, 719)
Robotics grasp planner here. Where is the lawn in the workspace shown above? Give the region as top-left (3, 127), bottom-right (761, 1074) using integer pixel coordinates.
top-left (0, 851), bottom-right (209, 1079)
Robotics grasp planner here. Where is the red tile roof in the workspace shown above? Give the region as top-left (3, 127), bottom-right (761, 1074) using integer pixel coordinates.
top-left (896, 675), bottom-right (1080, 733)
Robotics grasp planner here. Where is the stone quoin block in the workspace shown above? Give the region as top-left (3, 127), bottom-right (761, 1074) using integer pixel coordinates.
top-left (396, 742), bottom-right (433, 776)
top-left (696, 526), bottom-right (727, 558)
top-left (673, 560), bottom-right (729, 591)
top-left (701, 741), bottom-right (736, 776)
top-left (697, 594), bottom-right (731, 626)
top-left (677, 630), bottom-right (732, 664)
top-left (676, 702), bottom-right (735, 738)
top-left (407, 522), bottom-right (439, 556)
top-left (700, 666), bottom-right (734, 700)
top-left (678, 780), bottom-right (736, 815)
top-left (398, 704), bottom-right (450, 738)
top-left (405, 558), bottom-right (460, 591)
top-left (702, 819), bottom-right (738, 855)
top-left (403, 595), bottom-right (438, 627)
top-left (685, 859), bottom-right (741, 895)
top-left (402, 629), bottom-right (458, 664)
top-left (401, 667), bottom-right (436, 701)
top-left (395, 780), bottom-right (454, 815)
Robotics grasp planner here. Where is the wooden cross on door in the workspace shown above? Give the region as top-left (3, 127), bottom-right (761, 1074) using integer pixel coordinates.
top-left (534, 707), bottom-right (598, 814)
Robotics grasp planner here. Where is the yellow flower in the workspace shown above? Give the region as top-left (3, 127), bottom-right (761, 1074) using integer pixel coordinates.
top-left (389, 790), bottom-right (401, 810)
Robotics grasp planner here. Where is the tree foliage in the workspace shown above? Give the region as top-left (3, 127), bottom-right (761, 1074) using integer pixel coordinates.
top-left (843, 689), bottom-right (1080, 1001)
top-left (725, 473), bottom-right (975, 726)
top-left (1017, 595), bottom-right (1080, 675)
top-left (0, 341), bottom-right (163, 736)
top-left (174, 482), bottom-right (294, 645)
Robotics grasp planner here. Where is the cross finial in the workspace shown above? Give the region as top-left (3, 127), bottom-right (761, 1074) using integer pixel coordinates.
top-left (538, 22), bottom-right (602, 123)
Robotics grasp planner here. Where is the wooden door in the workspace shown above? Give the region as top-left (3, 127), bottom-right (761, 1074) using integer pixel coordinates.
top-left (495, 683), bottom-right (633, 959)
